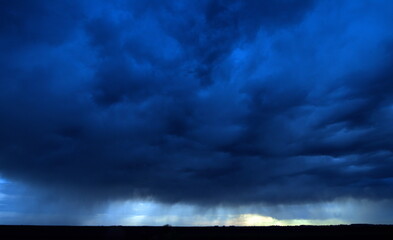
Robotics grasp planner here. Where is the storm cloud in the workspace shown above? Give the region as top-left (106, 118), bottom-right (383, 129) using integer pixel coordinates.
top-left (1, 0), bottom-right (393, 224)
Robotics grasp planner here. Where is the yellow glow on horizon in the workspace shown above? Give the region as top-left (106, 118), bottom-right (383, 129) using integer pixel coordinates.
top-left (226, 214), bottom-right (281, 226)
top-left (226, 214), bottom-right (346, 226)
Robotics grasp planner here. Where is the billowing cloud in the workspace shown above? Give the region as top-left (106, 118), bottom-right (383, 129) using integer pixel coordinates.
top-left (1, 0), bottom-right (393, 224)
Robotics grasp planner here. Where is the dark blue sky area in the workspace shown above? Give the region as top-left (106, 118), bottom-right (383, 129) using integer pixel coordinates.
top-left (1, 0), bottom-right (393, 224)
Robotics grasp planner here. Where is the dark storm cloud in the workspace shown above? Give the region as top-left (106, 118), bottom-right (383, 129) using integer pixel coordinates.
top-left (1, 0), bottom-right (393, 217)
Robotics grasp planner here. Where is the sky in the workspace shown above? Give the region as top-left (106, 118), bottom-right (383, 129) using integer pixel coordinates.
top-left (1, 0), bottom-right (393, 226)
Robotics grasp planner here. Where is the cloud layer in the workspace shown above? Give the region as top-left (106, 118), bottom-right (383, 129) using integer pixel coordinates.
top-left (1, 0), bottom-right (393, 223)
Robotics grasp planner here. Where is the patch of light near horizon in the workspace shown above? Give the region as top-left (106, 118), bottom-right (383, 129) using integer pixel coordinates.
top-left (85, 200), bottom-right (347, 226)
top-left (0, 176), bottom-right (8, 201)
top-left (0, 176), bottom-right (9, 184)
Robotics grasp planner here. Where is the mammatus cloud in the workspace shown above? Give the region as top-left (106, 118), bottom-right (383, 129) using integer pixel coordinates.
top-left (1, 0), bottom-right (393, 224)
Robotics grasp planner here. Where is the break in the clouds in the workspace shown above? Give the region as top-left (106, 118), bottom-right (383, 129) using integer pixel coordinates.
top-left (1, 0), bottom-right (393, 225)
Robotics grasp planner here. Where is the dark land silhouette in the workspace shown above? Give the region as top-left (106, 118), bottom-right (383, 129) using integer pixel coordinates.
top-left (1, 224), bottom-right (392, 240)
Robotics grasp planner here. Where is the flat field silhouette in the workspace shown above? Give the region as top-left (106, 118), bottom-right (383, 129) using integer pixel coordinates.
top-left (1, 224), bottom-right (392, 240)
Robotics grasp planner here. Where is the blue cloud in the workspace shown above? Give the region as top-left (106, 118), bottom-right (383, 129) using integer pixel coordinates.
top-left (1, 0), bottom-right (393, 224)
